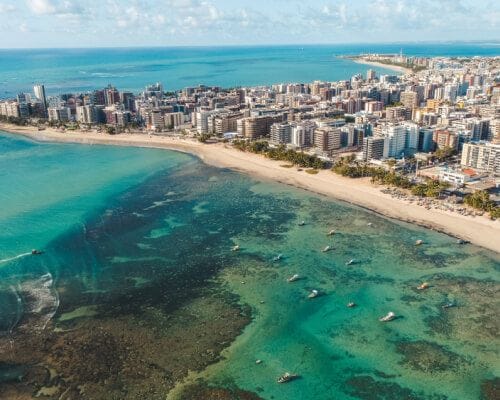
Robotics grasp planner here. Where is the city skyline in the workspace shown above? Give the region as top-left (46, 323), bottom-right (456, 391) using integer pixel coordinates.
top-left (0, 0), bottom-right (499, 48)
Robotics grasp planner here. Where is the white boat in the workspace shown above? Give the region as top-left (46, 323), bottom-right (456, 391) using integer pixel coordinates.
top-left (322, 246), bottom-right (331, 253)
top-left (277, 372), bottom-right (299, 383)
top-left (287, 274), bottom-right (300, 283)
top-left (415, 239), bottom-right (424, 246)
top-left (273, 254), bottom-right (283, 262)
top-left (308, 289), bottom-right (319, 299)
top-left (346, 259), bottom-right (355, 266)
top-left (379, 311), bottom-right (396, 322)
top-left (347, 302), bottom-right (356, 308)
top-left (231, 245), bottom-right (240, 251)
top-left (298, 220), bottom-right (306, 226)
top-left (367, 222), bottom-right (373, 227)
top-left (327, 229), bottom-right (336, 236)
top-left (417, 282), bottom-right (430, 290)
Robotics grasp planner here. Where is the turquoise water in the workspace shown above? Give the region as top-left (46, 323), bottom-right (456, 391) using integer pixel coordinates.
top-left (0, 131), bottom-right (498, 399)
top-left (1, 43), bottom-right (499, 97)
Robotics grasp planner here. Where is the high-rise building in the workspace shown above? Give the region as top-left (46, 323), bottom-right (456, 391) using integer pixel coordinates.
top-left (400, 91), bottom-right (419, 109)
top-left (362, 136), bottom-right (385, 161)
top-left (237, 115), bottom-right (283, 139)
top-left (291, 121), bottom-right (315, 148)
top-left (418, 128), bottom-right (435, 152)
top-left (471, 119), bottom-right (491, 141)
top-left (381, 124), bottom-right (407, 158)
top-left (313, 127), bottom-right (341, 154)
top-left (367, 69), bottom-right (376, 81)
top-left (33, 84), bottom-right (47, 113)
top-left (270, 122), bottom-right (292, 145)
top-left (47, 107), bottom-right (71, 122)
top-left (433, 129), bottom-right (458, 150)
top-left (76, 105), bottom-right (99, 124)
top-left (461, 142), bottom-right (500, 173)
top-left (385, 106), bottom-right (411, 121)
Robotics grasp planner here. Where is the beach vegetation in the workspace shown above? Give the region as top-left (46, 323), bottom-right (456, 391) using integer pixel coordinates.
top-left (410, 180), bottom-right (450, 198)
top-left (0, 115), bottom-right (28, 126)
top-left (197, 133), bottom-right (212, 143)
top-left (232, 140), bottom-right (326, 169)
top-left (332, 156), bottom-right (413, 189)
top-left (464, 190), bottom-right (499, 219)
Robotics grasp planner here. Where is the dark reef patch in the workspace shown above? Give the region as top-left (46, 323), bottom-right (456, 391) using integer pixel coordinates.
top-left (395, 340), bottom-right (468, 373)
top-left (0, 163), bottom-right (295, 399)
top-left (179, 381), bottom-right (264, 400)
top-left (480, 377), bottom-right (499, 400)
top-left (344, 375), bottom-right (437, 400)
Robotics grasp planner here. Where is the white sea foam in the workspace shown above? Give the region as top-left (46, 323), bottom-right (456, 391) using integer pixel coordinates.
top-left (20, 273), bottom-right (60, 331)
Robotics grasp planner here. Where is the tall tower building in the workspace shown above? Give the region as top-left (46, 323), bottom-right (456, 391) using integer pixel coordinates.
top-left (33, 84), bottom-right (47, 110)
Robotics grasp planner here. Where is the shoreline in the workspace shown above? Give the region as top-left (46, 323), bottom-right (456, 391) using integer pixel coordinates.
top-left (1, 123), bottom-right (499, 254)
top-left (350, 58), bottom-right (412, 74)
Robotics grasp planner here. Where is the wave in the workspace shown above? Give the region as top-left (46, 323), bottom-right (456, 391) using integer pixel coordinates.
top-left (19, 273), bottom-right (60, 331)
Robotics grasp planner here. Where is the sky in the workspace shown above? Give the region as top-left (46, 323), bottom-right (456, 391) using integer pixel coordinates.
top-left (0, 0), bottom-right (498, 48)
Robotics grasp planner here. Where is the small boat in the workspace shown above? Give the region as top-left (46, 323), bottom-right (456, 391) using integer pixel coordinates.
top-left (277, 372), bottom-right (299, 383)
top-left (298, 220), bottom-right (306, 226)
top-left (273, 254), bottom-right (283, 262)
top-left (308, 289), bottom-right (319, 299)
top-left (287, 274), bottom-right (300, 283)
top-left (231, 245), bottom-right (240, 251)
top-left (379, 311), bottom-right (396, 322)
top-left (347, 302), bottom-right (356, 308)
top-left (31, 249), bottom-right (43, 255)
top-left (442, 302), bottom-right (456, 309)
top-left (417, 282), bottom-right (430, 290)
top-left (327, 229), bottom-right (336, 236)
top-left (415, 240), bottom-right (424, 246)
top-left (456, 239), bottom-right (468, 245)
top-left (346, 259), bottom-right (355, 266)
top-left (255, 359), bottom-right (263, 365)
top-left (367, 222), bottom-right (373, 227)
top-left (322, 246), bottom-right (331, 253)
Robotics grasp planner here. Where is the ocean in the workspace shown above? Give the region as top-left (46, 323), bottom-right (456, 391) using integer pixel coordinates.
top-left (0, 131), bottom-right (498, 399)
top-left (0, 42), bottom-right (499, 98)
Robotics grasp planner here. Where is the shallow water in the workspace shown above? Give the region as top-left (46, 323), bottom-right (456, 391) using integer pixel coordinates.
top-left (197, 184), bottom-right (500, 399)
top-left (0, 131), bottom-right (498, 399)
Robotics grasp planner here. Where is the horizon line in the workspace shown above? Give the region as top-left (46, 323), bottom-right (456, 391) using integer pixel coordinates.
top-left (1, 39), bottom-right (500, 51)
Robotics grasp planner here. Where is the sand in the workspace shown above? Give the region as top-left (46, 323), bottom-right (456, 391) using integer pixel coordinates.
top-left (352, 59), bottom-right (412, 75)
top-left (1, 123), bottom-right (499, 253)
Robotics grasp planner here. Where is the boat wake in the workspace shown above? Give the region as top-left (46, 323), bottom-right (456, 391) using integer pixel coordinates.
top-left (0, 252), bottom-right (31, 264)
top-left (18, 273), bottom-right (60, 331)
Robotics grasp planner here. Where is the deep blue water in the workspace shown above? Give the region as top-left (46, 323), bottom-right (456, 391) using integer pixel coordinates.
top-left (0, 42), bottom-right (499, 98)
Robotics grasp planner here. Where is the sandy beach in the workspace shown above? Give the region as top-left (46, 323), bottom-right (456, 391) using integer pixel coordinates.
top-left (1, 123), bottom-right (499, 253)
top-left (351, 58), bottom-right (412, 75)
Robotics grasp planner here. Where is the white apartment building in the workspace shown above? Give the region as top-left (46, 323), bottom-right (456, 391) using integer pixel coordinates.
top-left (461, 142), bottom-right (500, 174)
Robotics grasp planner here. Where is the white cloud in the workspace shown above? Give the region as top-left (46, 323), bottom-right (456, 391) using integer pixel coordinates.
top-left (6, 0), bottom-right (500, 46)
top-left (0, 3), bottom-right (15, 12)
top-left (26, 0), bottom-right (55, 14)
top-left (26, 0), bottom-right (86, 16)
